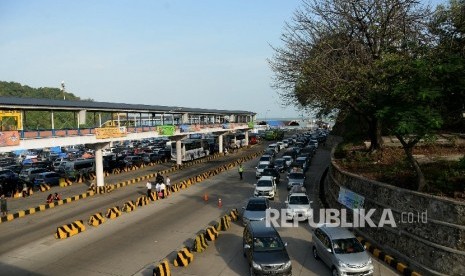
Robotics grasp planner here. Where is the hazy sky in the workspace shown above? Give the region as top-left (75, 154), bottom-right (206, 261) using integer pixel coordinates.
top-left (0, 0), bottom-right (446, 119)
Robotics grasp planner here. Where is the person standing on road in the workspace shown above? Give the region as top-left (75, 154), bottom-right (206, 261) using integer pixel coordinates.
top-left (238, 164), bottom-right (244, 180)
top-left (166, 175), bottom-right (171, 192)
top-left (160, 182), bottom-right (166, 199)
top-left (146, 181), bottom-right (152, 197)
top-left (1, 194), bottom-right (7, 217)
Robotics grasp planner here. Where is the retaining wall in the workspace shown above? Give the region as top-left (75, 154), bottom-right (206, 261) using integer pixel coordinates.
top-left (325, 158), bottom-right (465, 275)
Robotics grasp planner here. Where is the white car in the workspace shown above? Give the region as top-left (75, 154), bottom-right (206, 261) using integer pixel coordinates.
top-left (282, 155), bottom-right (293, 167)
top-left (254, 176), bottom-right (277, 200)
top-left (255, 162), bottom-right (270, 178)
top-left (285, 191), bottom-right (312, 220)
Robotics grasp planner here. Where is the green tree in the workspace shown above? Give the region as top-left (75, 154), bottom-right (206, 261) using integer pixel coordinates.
top-left (269, 0), bottom-right (432, 150)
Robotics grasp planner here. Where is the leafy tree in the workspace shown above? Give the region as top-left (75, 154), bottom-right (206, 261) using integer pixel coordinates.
top-left (269, 0), bottom-right (431, 150)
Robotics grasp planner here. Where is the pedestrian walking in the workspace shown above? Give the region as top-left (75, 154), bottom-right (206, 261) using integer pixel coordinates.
top-left (146, 181), bottom-right (152, 197)
top-left (155, 182), bottom-right (162, 198)
top-left (238, 163), bottom-right (244, 180)
top-left (1, 194), bottom-right (7, 217)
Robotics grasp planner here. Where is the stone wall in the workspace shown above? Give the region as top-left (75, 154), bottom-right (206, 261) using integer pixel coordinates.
top-left (325, 159), bottom-right (465, 275)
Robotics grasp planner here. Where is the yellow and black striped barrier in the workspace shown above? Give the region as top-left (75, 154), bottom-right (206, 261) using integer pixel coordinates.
top-left (88, 212), bottom-right (106, 226)
top-left (122, 200), bottom-right (137, 212)
top-left (153, 259), bottom-right (171, 276)
top-left (229, 209), bottom-right (239, 221)
top-left (106, 206), bottom-right (122, 219)
top-left (173, 247), bottom-right (194, 267)
top-left (216, 215), bottom-right (231, 231)
top-left (39, 183), bottom-right (51, 192)
top-left (205, 225), bottom-right (219, 241)
top-left (193, 232), bottom-right (209, 252)
top-left (136, 196), bottom-right (149, 206)
top-left (55, 220), bottom-right (86, 239)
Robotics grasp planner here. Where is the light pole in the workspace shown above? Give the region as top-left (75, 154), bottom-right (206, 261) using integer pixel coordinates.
top-left (61, 81), bottom-right (66, 100)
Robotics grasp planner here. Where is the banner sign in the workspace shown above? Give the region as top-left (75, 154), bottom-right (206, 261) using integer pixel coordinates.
top-left (157, 125), bottom-right (175, 136)
top-left (95, 127), bottom-right (127, 139)
top-left (338, 187), bottom-right (365, 209)
top-left (0, 131), bottom-right (20, 147)
top-left (179, 124), bottom-right (201, 133)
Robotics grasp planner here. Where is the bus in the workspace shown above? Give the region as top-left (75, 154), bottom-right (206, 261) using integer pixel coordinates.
top-left (171, 139), bottom-right (209, 162)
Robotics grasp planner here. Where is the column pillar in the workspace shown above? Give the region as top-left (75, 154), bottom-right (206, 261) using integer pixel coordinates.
top-left (245, 131), bottom-right (249, 146)
top-left (218, 134), bottom-right (223, 154)
top-left (176, 140), bottom-right (182, 166)
top-left (87, 142), bottom-right (110, 188)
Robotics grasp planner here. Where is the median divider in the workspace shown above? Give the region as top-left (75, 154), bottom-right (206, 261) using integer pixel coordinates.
top-left (106, 206), bottom-right (122, 219)
top-left (172, 247), bottom-right (194, 267)
top-left (122, 200), bottom-right (137, 212)
top-left (153, 259), bottom-right (171, 276)
top-left (88, 212), bottom-right (106, 227)
top-left (193, 231), bottom-right (209, 252)
top-left (54, 220), bottom-right (86, 239)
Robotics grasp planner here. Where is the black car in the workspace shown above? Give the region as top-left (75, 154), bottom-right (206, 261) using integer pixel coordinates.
top-left (273, 158), bottom-right (287, 172)
top-left (262, 167), bottom-right (281, 184)
top-left (0, 169), bottom-right (18, 181)
top-left (243, 221), bottom-right (292, 275)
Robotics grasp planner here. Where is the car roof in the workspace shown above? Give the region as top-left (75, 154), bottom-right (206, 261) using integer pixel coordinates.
top-left (258, 175), bottom-right (274, 181)
top-left (248, 221), bottom-right (279, 237)
top-left (319, 225), bottom-right (355, 240)
top-left (247, 197), bottom-right (268, 203)
top-left (37, 171), bottom-right (56, 176)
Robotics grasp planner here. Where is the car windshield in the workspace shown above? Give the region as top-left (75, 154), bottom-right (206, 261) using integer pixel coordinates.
top-left (246, 202), bottom-right (267, 211)
top-left (258, 164), bottom-right (268, 169)
top-left (289, 173), bottom-right (304, 179)
top-left (275, 159), bottom-right (284, 165)
top-left (283, 156), bottom-right (292, 161)
top-left (253, 236), bottom-right (284, 251)
top-left (289, 196), bottom-right (309, 205)
top-left (332, 238), bottom-right (365, 254)
top-left (257, 180), bottom-right (272, 187)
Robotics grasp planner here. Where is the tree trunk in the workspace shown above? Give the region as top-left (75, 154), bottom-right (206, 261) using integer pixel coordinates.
top-left (367, 117), bottom-right (383, 151)
top-left (400, 140), bottom-right (427, 191)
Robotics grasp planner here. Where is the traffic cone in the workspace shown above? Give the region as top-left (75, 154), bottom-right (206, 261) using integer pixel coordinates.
top-left (218, 198), bottom-right (222, 208)
top-left (204, 193), bottom-right (208, 201)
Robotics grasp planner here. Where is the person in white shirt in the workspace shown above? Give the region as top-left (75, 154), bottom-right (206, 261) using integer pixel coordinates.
top-left (166, 176), bottom-right (171, 191)
top-left (160, 182), bottom-right (166, 198)
top-left (155, 182), bottom-right (161, 193)
top-left (146, 181), bottom-right (152, 197)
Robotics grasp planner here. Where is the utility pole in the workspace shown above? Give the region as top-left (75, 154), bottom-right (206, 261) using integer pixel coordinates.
top-left (61, 81), bottom-right (66, 100)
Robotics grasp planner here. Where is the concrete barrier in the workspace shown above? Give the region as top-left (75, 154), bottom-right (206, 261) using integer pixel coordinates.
top-left (88, 212), bottom-right (105, 227)
top-left (122, 200), bottom-right (137, 212)
top-left (153, 259), bottom-right (171, 276)
top-left (193, 232), bottom-right (209, 253)
top-left (54, 220), bottom-right (85, 239)
top-left (173, 247), bottom-right (194, 267)
top-left (106, 206), bottom-right (122, 219)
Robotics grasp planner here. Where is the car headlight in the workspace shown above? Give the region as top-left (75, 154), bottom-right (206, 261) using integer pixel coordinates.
top-left (252, 261), bottom-right (261, 270)
top-left (367, 258), bottom-right (372, 265)
top-left (283, 260), bottom-right (292, 269)
top-left (338, 260), bottom-right (348, 268)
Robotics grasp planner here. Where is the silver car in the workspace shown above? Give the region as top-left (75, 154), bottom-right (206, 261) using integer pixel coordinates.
top-left (242, 197), bottom-right (270, 226)
top-left (287, 171), bottom-right (305, 190)
top-left (312, 225), bottom-right (374, 276)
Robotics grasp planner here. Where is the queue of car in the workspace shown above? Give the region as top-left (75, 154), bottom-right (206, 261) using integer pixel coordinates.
top-left (242, 129), bottom-right (374, 276)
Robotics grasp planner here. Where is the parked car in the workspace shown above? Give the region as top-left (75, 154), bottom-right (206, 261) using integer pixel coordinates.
top-left (124, 155), bottom-right (143, 167)
top-left (34, 172), bottom-right (61, 187)
top-left (242, 197), bottom-right (270, 226)
top-left (312, 225), bottom-right (374, 275)
top-left (254, 176), bottom-right (277, 200)
top-left (19, 168), bottom-right (50, 183)
top-left (0, 169), bottom-right (18, 181)
top-left (243, 220), bottom-right (292, 276)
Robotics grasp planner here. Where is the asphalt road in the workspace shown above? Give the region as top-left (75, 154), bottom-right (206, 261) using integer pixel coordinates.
top-left (0, 142), bottom-right (400, 276)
